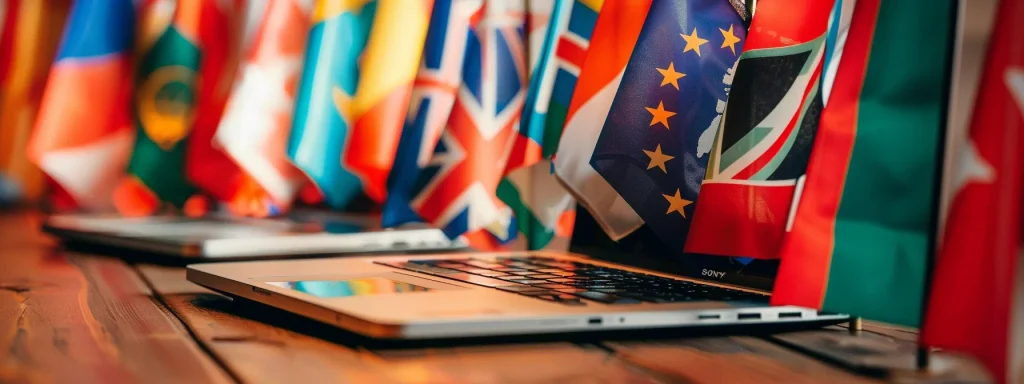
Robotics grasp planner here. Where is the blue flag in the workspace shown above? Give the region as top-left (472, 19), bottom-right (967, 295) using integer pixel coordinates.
top-left (590, 0), bottom-right (745, 254)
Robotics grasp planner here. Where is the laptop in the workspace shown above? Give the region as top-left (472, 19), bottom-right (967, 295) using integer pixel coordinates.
top-left (186, 207), bottom-right (848, 338)
top-left (43, 210), bottom-right (466, 259)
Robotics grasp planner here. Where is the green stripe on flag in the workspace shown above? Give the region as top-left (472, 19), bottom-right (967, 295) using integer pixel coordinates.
top-left (821, 0), bottom-right (955, 327)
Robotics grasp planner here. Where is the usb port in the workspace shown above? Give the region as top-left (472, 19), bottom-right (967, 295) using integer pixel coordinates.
top-left (697, 314), bottom-right (721, 320)
top-left (737, 313), bottom-right (761, 320)
top-left (587, 317), bottom-right (602, 325)
top-left (779, 312), bottom-right (802, 319)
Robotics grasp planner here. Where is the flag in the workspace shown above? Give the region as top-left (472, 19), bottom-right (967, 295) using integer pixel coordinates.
top-left (922, 0), bottom-right (1024, 381)
top-left (770, 0), bottom-right (957, 327)
top-left (0, 0), bottom-right (70, 202)
top-left (553, 0), bottom-right (649, 240)
top-left (114, 0), bottom-right (204, 215)
top-left (588, 0), bottom-right (744, 255)
top-left (684, 0), bottom-right (834, 259)
top-left (27, 0), bottom-right (133, 211)
top-left (184, 0), bottom-right (254, 210)
top-left (381, 0), bottom-right (483, 227)
top-left (498, 0), bottom-right (602, 250)
top-left (287, 0), bottom-right (376, 209)
top-left (526, 0), bottom-right (554, 76)
top-left (410, 1), bottom-right (528, 249)
top-left (215, 0), bottom-right (313, 214)
top-left (343, 0), bottom-right (433, 202)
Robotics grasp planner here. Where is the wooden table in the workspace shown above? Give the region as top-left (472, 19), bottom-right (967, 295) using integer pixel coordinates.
top-left (0, 210), bottom-right (992, 383)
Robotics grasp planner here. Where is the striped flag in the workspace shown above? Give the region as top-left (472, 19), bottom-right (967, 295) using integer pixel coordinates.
top-left (381, 0), bottom-right (483, 227)
top-left (922, 0), bottom-right (1023, 381)
top-left (28, 0), bottom-right (132, 211)
top-left (113, 0), bottom-right (204, 216)
top-left (1, 0), bottom-right (70, 203)
top-left (287, 0), bottom-right (376, 209)
top-left (770, 0), bottom-right (957, 327)
top-left (553, 0), bottom-right (650, 240)
top-left (499, 0), bottom-right (602, 250)
top-left (684, 0), bottom-right (834, 259)
top-left (410, 0), bottom-right (528, 249)
top-left (215, 0), bottom-right (313, 214)
top-left (343, 0), bottom-right (433, 202)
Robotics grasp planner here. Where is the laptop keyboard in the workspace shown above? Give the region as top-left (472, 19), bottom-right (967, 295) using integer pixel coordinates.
top-left (375, 256), bottom-right (768, 306)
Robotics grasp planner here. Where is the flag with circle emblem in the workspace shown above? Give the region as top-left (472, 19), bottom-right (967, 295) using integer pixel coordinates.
top-left (113, 0), bottom-right (205, 216)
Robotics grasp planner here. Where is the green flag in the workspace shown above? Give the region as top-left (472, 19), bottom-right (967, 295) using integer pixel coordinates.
top-left (771, 0), bottom-right (957, 327)
top-left (122, 10), bottom-right (201, 209)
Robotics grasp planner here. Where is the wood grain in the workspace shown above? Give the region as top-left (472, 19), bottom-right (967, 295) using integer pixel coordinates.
top-left (138, 265), bottom-right (660, 384)
top-left (605, 336), bottom-right (879, 384)
top-left (0, 212), bottom-right (231, 384)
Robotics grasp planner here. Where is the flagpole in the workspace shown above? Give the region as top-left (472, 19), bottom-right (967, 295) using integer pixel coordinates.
top-left (916, 0), bottom-right (964, 372)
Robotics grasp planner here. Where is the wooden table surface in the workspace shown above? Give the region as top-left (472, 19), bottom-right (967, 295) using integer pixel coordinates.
top-left (0, 210), bottom-right (993, 383)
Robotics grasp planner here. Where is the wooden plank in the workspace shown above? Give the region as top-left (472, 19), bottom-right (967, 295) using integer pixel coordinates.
top-left (769, 328), bottom-right (992, 383)
top-left (605, 336), bottom-right (880, 384)
top-left (138, 265), bottom-right (660, 384)
top-left (0, 212), bottom-right (232, 384)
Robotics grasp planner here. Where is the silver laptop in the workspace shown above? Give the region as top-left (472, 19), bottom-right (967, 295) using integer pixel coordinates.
top-left (43, 210), bottom-right (465, 259)
top-left (186, 207), bottom-right (848, 338)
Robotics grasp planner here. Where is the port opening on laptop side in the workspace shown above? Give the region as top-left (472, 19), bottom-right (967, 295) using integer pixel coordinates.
top-left (567, 206), bottom-right (778, 293)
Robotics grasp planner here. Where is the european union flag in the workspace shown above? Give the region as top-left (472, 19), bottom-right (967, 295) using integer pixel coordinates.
top-left (591, 0), bottom-right (745, 255)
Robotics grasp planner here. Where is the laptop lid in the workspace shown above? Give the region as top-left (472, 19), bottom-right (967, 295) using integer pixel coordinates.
top-left (569, 205), bottom-right (777, 292)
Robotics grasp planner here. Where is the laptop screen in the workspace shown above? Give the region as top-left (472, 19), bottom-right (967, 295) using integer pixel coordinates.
top-left (568, 205), bottom-right (777, 292)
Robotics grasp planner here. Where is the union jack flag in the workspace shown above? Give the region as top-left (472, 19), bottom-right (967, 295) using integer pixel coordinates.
top-left (411, 1), bottom-right (528, 249)
top-left (381, 0), bottom-right (484, 228)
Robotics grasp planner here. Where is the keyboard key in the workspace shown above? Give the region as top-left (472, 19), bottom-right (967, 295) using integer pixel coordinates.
top-left (549, 271), bottom-right (576, 277)
top-left (529, 293), bottom-right (587, 306)
top-left (497, 286), bottom-right (550, 294)
top-left (572, 291), bottom-right (642, 305)
top-left (547, 278), bottom-right (578, 283)
top-left (508, 279), bottom-right (549, 285)
top-left (526, 274), bottom-right (558, 279)
top-left (533, 283), bottom-right (574, 290)
top-left (554, 288), bottom-right (590, 294)
top-left (476, 271), bottom-right (511, 278)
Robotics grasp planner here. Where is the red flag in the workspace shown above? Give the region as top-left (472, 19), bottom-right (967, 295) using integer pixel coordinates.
top-left (922, 0), bottom-right (1024, 381)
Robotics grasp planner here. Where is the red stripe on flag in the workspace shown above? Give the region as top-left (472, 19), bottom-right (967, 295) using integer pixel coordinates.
top-left (683, 182), bottom-right (795, 259)
top-left (555, 36), bottom-right (586, 70)
top-left (771, 0), bottom-right (882, 309)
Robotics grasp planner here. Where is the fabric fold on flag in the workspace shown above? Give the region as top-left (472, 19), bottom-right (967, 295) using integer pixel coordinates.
top-left (113, 0), bottom-right (204, 216)
top-left (499, 0), bottom-right (600, 250)
top-left (29, 0), bottom-right (130, 211)
top-left (2, 0), bottom-right (71, 203)
top-left (922, 0), bottom-right (1024, 381)
top-left (185, 0), bottom-right (255, 213)
top-left (382, 0), bottom-right (483, 228)
top-left (770, 0), bottom-right (956, 327)
top-left (216, 0), bottom-right (313, 215)
top-left (684, 0), bottom-right (834, 260)
top-left (590, 0), bottom-right (745, 256)
top-left (410, 0), bottom-right (528, 249)
top-left (287, 0), bottom-right (376, 209)
top-left (553, 0), bottom-right (650, 240)
top-left (343, 0), bottom-right (433, 202)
